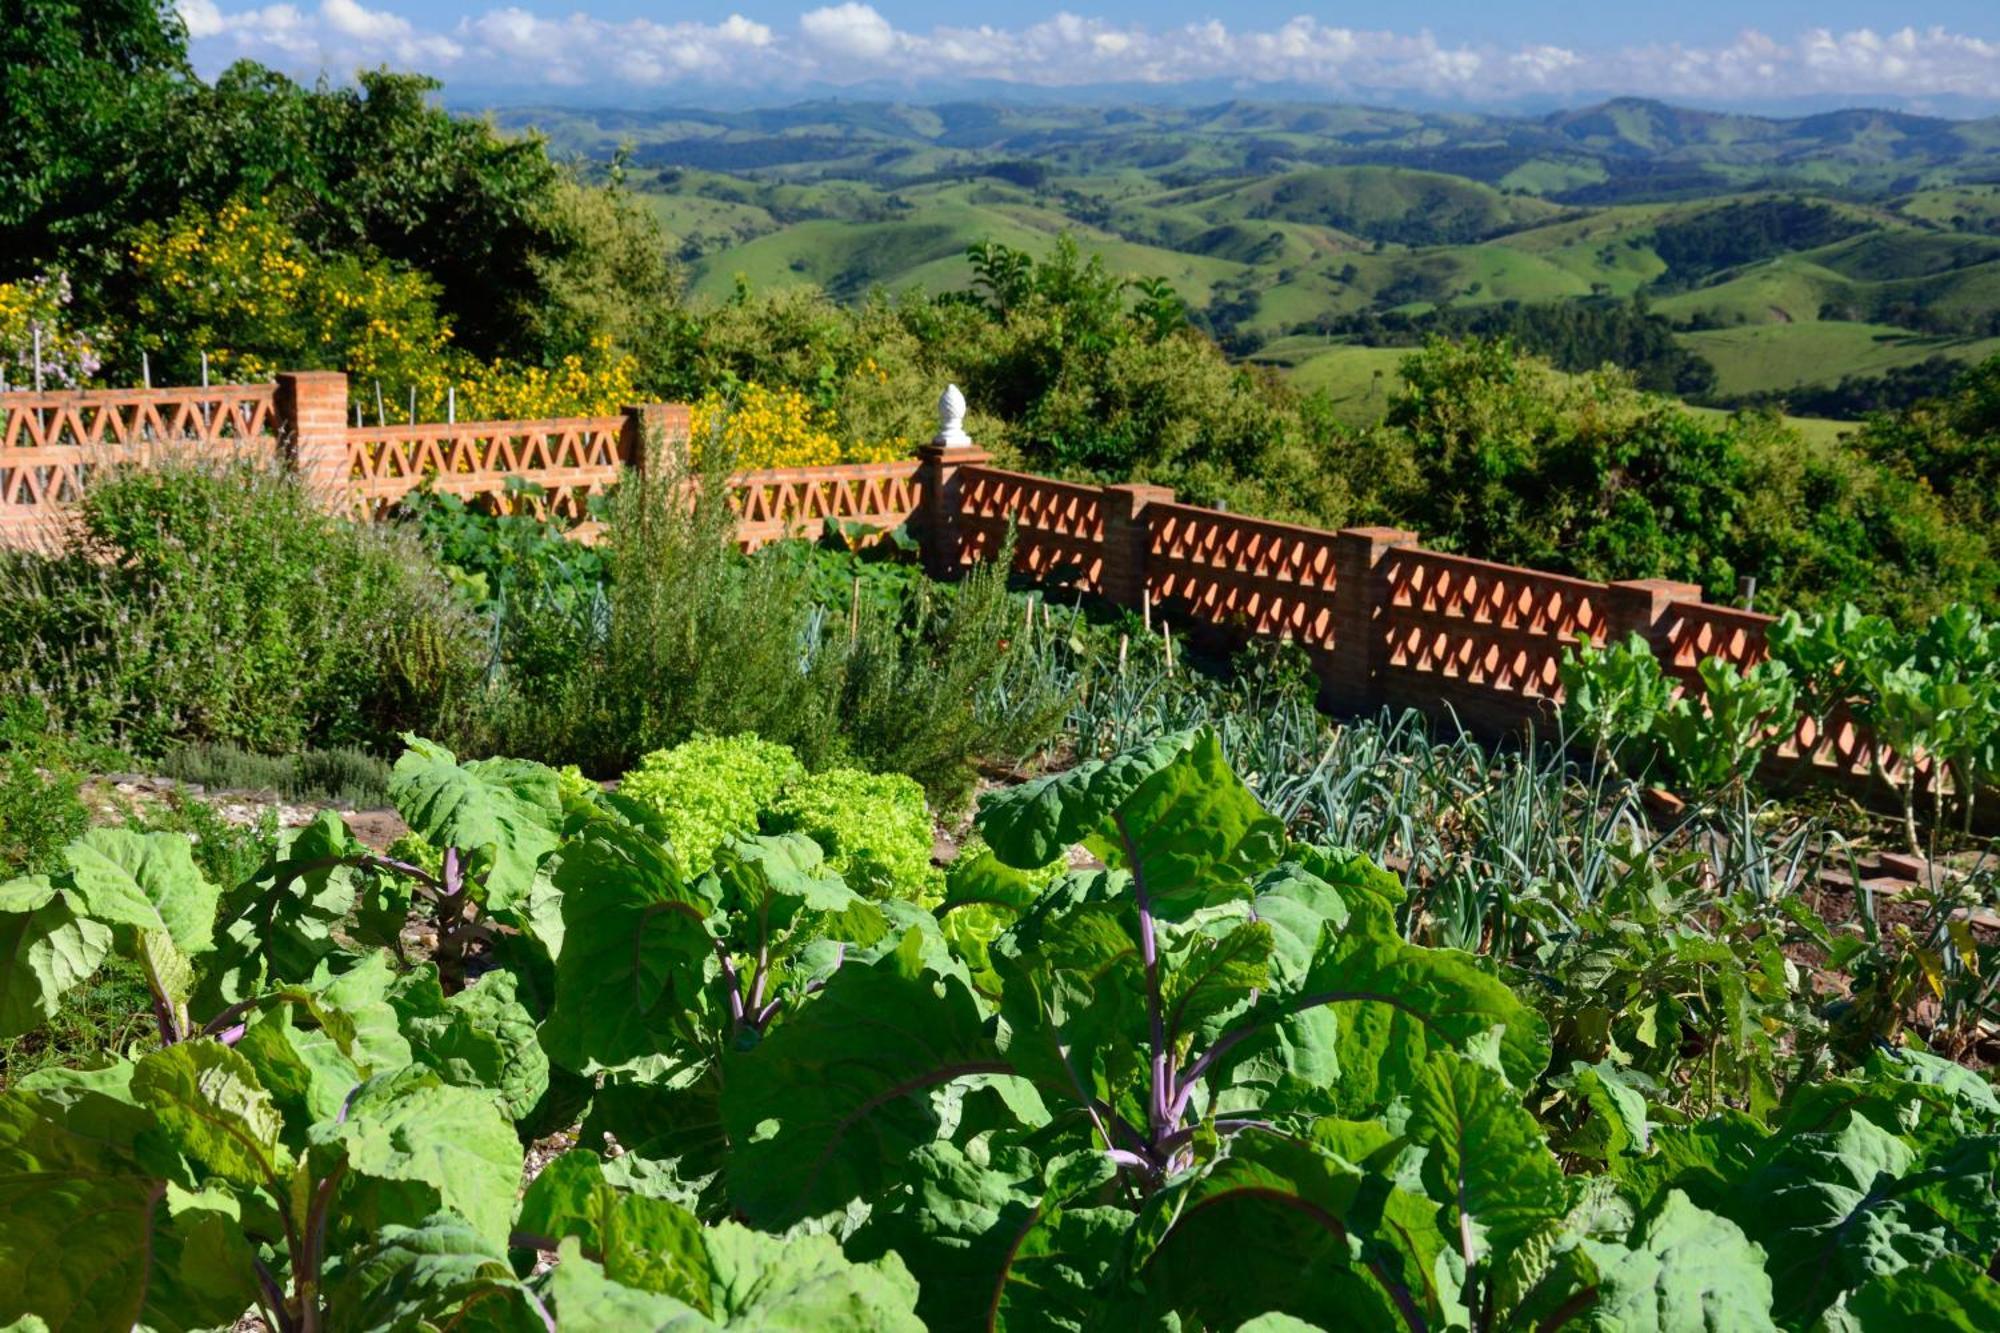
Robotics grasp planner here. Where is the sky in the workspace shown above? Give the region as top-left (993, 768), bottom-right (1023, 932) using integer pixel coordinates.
top-left (176, 1), bottom-right (2000, 113)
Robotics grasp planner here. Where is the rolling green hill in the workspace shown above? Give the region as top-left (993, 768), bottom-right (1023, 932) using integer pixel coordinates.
top-left (544, 95), bottom-right (2000, 419)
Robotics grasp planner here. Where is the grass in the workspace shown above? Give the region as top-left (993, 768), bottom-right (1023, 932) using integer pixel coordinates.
top-left (1680, 322), bottom-right (2000, 396)
top-left (1250, 341), bottom-right (1409, 420)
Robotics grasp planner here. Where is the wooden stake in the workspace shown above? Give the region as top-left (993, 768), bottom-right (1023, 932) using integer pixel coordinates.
top-left (1163, 622), bottom-right (1174, 676)
top-left (849, 576), bottom-right (861, 646)
top-left (1117, 633), bottom-right (1128, 674)
top-left (1143, 588), bottom-right (1153, 633)
top-left (374, 381), bottom-right (387, 427)
top-left (141, 351), bottom-right (150, 389)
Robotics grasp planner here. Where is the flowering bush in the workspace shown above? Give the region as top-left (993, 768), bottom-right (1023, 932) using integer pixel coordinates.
top-left (689, 382), bottom-right (842, 470)
top-left (425, 339), bottom-right (639, 423)
top-left (130, 199), bottom-right (449, 393)
top-left (689, 381), bottom-right (911, 470)
top-left (0, 271), bottom-right (101, 390)
top-left (127, 199), bottom-right (637, 420)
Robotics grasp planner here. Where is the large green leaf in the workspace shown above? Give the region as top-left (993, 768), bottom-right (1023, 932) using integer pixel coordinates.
top-left (1735, 1111), bottom-right (1959, 1325)
top-left (390, 738), bottom-right (563, 911)
top-left (695, 1217), bottom-right (923, 1329)
top-left (1838, 1255), bottom-right (2000, 1331)
top-left (845, 1136), bottom-right (1046, 1333)
top-left (1536, 1191), bottom-right (1776, 1332)
top-left (200, 811), bottom-right (366, 1007)
top-left (992, 1194), bottom-right (1136, 1333)
top-left (0, 887), bottom-right (112, 1038)
top-left (540, 821), bottom-right (719, 1074)
top-left (992, 875), bottom-right (1146, 1120)
top-left (720, 928), bottom-right (1016, 1228)
top-left (1085, 729), bottom-right (1286, 920)
top-left (538, 1197), bottom-right (925, 1329)
top-left (131, 1042), bottom-right (290, 1192)
top-left (1126, 1129), bottom-right (1443, 1331)
top-left (62, 828), bottom-right (218, 957)
top-left (1162, 919), bottom-right (1272, 1050)
top-left (1408, 1050), bottom-right (1569, 1312)
top-left (574, 1073), bottom-right (729, 1217)
top-left (1613, 1110), bottom-right (1769, 1219)
top-left (977, 729), bottom-right (1198, 869)
top-left (712, 833), bottom-right (886, 952)
top-left (391, 966), bottom-right (550, 1122)
top-left (324, 1212), bottom-right (546, 1333)
top-left (1224, 925), bottom-right (1550, 1117)
top-left (318, 1070), bottom-right (525, 1250)
top-left (235, 1002), bottom-right (364, 1146)
top-left (0, 1088), bottom-right (258, 1331)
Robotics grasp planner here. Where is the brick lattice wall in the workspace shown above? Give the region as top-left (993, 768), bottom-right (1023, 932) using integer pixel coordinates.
top-left (0, 371), bottom-right (1942, 805)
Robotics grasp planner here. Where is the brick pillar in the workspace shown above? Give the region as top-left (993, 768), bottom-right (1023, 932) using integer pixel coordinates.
top-left (914, 385), bottom-right (989, 580)
top-left (621, 402), bottom-right (691, 473)
top-left (1607, 578), bottom-right (1703, 655)
top-left (1099, 482), bottom-right (1172, 609)
top-left (916, 440), bottom-right (991, 579)
top-left (1327, 526), bottom-right (1419, 710)
top-left (274, 371), bottom-right (350, 512)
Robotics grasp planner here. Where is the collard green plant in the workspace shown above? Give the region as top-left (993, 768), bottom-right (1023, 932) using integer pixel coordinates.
top-left (1559, 630), bottom-right (1673, 775)
top-left (1774, 601), bottom-right (2000, 849)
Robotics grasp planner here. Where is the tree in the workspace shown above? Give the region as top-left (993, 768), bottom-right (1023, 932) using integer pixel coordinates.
top-left (0, 0), bottom-right (189, 272)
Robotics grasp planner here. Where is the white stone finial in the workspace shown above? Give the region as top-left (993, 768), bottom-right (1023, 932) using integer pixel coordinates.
top-left (934, 383), bottom-right (972, 446)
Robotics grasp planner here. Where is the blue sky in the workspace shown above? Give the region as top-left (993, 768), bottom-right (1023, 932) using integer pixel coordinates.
top-left (178, 2), bottom-right (2000, 112)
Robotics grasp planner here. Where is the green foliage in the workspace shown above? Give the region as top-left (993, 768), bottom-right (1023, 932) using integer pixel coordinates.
top-left (0, 1), bottom-right (187, 271)
top-left (1771, 600), bottom-right (2000, 848)
top-left (1559, 632), bottom-right (1674, 773)
top-left (0, 705), bottom-right (89, 880)
top-left (0, 463), bottom-right (483, 758)
top-left (0, 727), bottom-right (1995, 1329)
top-left (1378, 337), bottom-right (1748, 595)
top-left (1649, 198), bottom-right (1875, 290)
top-left (1653, 659), bottom-right (1798, 794)
top-left (617, 734), bottom-right (806, 875)
top-left (468, 455), bottom-right (1073, 805)
top-left (766, 767), bottom-right (936, 901)
top-left (157, 741), bottom-right (393, 809)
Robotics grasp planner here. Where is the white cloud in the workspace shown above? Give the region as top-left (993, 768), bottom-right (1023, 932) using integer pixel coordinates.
top-left (175, 4), bottom-right (2000, 107)
top-left (799, 4), bottom-right (900, 62)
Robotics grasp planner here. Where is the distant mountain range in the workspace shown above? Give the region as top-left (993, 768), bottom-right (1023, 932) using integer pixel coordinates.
top-left (489, 97), bottom-right (2000, 203)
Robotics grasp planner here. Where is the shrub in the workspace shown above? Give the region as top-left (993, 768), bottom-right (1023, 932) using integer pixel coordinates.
top-left (832, 545), bottom-right (1076, 809)
top-left (157, 741), bottom-right (394, 808)
top-left (617, 734), bottom-right (806, 874)
top-left (479, 451), bottom-right (844, 771)
top-left (765, 766), bottom-right (936, 901)
top-left (0, 461), bottom-right (483, 757)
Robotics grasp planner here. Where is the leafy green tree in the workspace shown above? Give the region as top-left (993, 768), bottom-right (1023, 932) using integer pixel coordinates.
top-left (0, 0), bottom-right (188, 271)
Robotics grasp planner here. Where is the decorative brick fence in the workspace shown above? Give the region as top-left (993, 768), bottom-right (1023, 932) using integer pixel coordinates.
top-left (0, 372), bottom-right (1913, 801)
top-left (0, 371), bottom-right (921, 554)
